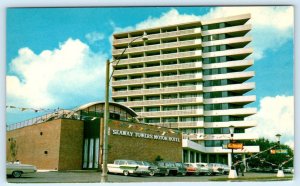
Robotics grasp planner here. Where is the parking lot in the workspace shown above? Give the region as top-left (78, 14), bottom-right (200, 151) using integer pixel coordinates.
top-left (7, 170), bottom-right (293, 183)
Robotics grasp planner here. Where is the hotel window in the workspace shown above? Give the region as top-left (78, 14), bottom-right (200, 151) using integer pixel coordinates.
top-left (114, 76), bottom-right (127, 81)
top-left (146, 107), bottom-right (160, 112)
top-left (180, 105), bottom-right (201, 110)
top-left (204, 116), bottom-right (229, 122)
top-left (130, 97), bottom-right (143, 101)
top-left (114, 98), bottom-right (127, 103)
top-left (146, 118), bottom-right (160, 123)
top-left (114, 87), bottom-right (127, 92)
top-left (146, 84), bottom-right (160, 89)
top-left (180, 117), bottom-right (202, 122)
top-left (205, 140), bottom-right (229, 147)
top-left (162, 117), bottom-right (178, 123)
top-left (146, 95), bottom-right (160, 100)
top-left (162, 106), bottom-right (177, 111)
top-left (163, 94), bottom-right (177, 99)
top-left (132, 107), bottom-right (142, 112)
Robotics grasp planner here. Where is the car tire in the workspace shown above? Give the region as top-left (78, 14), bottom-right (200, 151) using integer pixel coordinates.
top-left (149, 171), bottom-right (155, 176)
top-left (12, 171), bottom-right (22, 178)
top-left (123, 170), bottom-right (129, 176)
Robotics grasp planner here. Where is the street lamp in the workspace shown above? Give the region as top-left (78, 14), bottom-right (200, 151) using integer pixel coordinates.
top-left (275, 134), bottom-right (281, 145)
top-left (101, 32), bottom-right (148, 182)
top-left (275, 133), bottom-right (284, 178)
top-left (228, 125), bottom-right (238, 178)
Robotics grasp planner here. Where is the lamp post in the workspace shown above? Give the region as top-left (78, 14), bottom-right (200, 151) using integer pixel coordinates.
top-left (101, 32), bottom-right (148, 182)
top-left (228, 125), bottom-right (238, 178)
top-left (275, 133), bottom-right (284, 178)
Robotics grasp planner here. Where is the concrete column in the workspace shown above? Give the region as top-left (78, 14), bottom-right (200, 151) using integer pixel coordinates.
top-left (187, 150), bottom-right (191, 163)
top-left (194, 152), bottom-right (197, 163)
top-left (199, 153), bottom-right (202, 163)
top-left (207, 154), bottom-right (210, 163)
top-left (242, 154), bottom-right (246, 172)
top-left (228, 153), bottom-right (232, 167)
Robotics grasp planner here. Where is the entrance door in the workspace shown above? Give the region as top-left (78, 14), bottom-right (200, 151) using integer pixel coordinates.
top-left (83, 137), bottom-right (100, 169)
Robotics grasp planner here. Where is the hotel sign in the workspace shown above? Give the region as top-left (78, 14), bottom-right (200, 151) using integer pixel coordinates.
top-left (227, 143), bottom-right (243, 149)
top-left (111, 129), bottom-right (180, 143)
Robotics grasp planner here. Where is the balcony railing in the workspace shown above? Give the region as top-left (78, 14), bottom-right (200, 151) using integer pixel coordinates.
top-left (112, 50), bottom-right (202, 66)
top-left (122, 97), bottom-right (203, 107)
top-left (112, 74), bottom-right (203, 86)
top-left (138, 109), bottom-right (203, 117)
top-left (113, 39), bottom-right (202, 55)
top-left (113, 28), bottom-right (201, 45)
top-left (113, 62), bottom-right (202, 76)
top-left (112, 85), bottom-right (203, 97)
top-left (157, 121), bottom-right (204, 129)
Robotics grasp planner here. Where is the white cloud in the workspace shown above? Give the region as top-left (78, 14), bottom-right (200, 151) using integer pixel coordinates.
top-left (112, 7), bottom-right (293, 60)
top-left (7, 38), bottom-right (107, 108)
top-left (284, 140), bottom-right (294, 150)
top-left (85, 31), bottom-right (105, 44)
top-left (247, 96), bottom-right (294, 145)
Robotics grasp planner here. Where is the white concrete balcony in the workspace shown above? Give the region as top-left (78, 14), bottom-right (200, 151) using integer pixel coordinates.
top-left (113, 28), bottom-right (201, 45)
top-left (203, 82), bottom-right (255, 93)
top-left (202, 24), bottom-right (251, 36)
top-left (112, 85), bottom-right (203, 97)
top-left (202, 13), bottom-right (250, 26)
top-left (204, 108), bottom-right (257, 117)
top-left (123, 97), bottom-right (203, 107)
top-left (202, 36), bottom-right (251, 47)
top-left (182, 139), bottom-right (260, 153)
top-left (113, 62), bottom-right (202, 76)
top-left (138, 109), bottom-right (204, 118)
top-left (204, 133), bottom-right (259, 141)
top-left (202, 48), bottom-right (253, 59)
top-left (203, 59), bottom-right (253, 70)
top-left (204, 95), bottom-right (256, 105)
top-left (113, 39), bottom-right (202, 55)
top-left (158, 121), bottom-right (204, 129)
top-left (204, 120), bottom-right (257, 129)
top-left (112, 74), bottom-right (203, 86)
top-left (112, 50), bottom-right (202, 66)
top-left (203, 71), bottom-right (254, 81)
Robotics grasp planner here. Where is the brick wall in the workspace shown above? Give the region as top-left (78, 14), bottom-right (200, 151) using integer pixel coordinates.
top-left (107, 120), bottom-right (182, 163)
top-left (6, 120), bottom-right (62, 170)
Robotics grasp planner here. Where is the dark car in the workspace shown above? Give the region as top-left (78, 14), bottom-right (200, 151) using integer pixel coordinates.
top-left (175, 162), bottom-right (187, 176)
top-left (156, 161), bottom-right (178, 176)
top-left (154, 161), bottom-right (170, 176)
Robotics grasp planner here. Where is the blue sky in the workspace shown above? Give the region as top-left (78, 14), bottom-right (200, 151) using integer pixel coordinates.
top-left (6, 7), bottom-right (294, 146)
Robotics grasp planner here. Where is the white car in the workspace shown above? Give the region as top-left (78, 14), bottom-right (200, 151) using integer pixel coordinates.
top-left (6, 162), bottom-right (37, 178)
top-left (194, 163), bottom-right (210, 175)
top-left (107, 160), bottom-right (150, 176)
top-left (208, 163), bottom-right (224, 175)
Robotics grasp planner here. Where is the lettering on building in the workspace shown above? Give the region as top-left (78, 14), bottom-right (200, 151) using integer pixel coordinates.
top-left (111, 129), bottom-right (180, 143)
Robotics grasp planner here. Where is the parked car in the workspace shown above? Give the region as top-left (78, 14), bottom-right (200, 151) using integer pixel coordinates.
top-left (195, 163), bottom-right (210, 175)
top-left (153, 161), bottom-right (170, 176)
top-left (156, 161), bottom-right (178, 176)
top-left (219, 164), bottom-right (230, 175)
top-left (107, 160), bottom-right (150, 176)
top-left (175, 162), bottom-right (187, 176)
top-left (208, 163), bottom-right (224, 175)
top-left (283, 167), bottom-right (294, 174)
top-left (184, 163), bottom-right (201, 175)
top-left (6, 162), bottom-right (37, 178)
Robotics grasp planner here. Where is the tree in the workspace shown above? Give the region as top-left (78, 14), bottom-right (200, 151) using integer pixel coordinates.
top-left (9, 138), bottom-right (18, 162)
top-left (244, 138), bottom-right (294, 168)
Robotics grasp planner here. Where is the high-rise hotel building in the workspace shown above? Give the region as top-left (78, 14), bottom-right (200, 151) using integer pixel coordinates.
top-left (111, 14), bottom-right (259, 164)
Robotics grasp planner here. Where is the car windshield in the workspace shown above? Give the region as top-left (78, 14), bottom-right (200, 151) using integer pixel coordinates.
top-left (175, 163), bottom-right (182, 166)
top-left (127, 160), bottom-right (137, 165)
top-left (143, 162), bottom-right (150, 166)
top-left (135, 161), bottom-right (143, 165)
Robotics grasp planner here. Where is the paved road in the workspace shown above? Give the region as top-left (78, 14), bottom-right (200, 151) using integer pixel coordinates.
top-left (7, 171), bottom-right (293, 183)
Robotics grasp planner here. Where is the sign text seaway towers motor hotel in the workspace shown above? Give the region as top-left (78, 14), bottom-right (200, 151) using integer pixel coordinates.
top-left (111, 14), bottom-right (259, 165)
